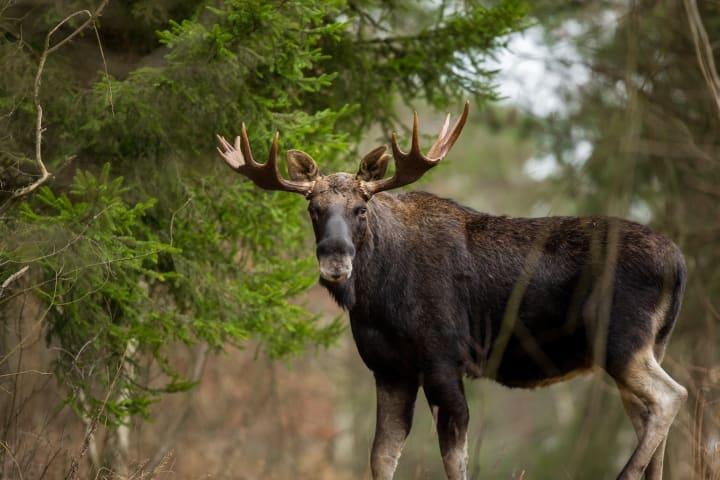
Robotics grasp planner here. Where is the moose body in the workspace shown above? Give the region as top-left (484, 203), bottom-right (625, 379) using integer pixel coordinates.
top-left (217, 103), bottom-right (687, 480)
top-left (329, 190), bottom-right (685, 388)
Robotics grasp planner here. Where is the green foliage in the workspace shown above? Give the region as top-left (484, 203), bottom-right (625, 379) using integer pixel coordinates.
top-left (7, 165), bottom-right (177, 421)
top-left (0, 0), bottom-right (526, 426)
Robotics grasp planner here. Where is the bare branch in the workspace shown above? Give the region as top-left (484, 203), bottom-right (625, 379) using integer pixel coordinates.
top-left (9, 0), bottom-right (109, 201)
top-left (684, 0), bottom-right (720, 120)
top-left (64, 339), bottom-right (128, 480)
top-left (0, 441), bottom-right (24, 480)
top-left (0, 265), bottom-right (29, 298)
top-left (145, 343), bottom-right (210, 474)
top-left (0, 369), bottom-right (51, 378)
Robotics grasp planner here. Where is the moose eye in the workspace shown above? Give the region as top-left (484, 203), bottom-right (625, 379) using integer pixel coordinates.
top-left (355, 206), bottom-right (368, 217)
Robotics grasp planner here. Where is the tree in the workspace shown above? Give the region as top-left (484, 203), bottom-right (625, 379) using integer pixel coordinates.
top-left (0, 0), bottom-right (527, 475)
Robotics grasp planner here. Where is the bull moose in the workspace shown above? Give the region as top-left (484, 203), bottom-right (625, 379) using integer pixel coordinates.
top-left (216, 102), bottom-right (687, 480)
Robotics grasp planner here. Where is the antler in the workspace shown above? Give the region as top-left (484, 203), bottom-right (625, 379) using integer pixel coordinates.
top-left (361, 101), bottom-right (469, 197)
top-left (216, 124), bottom-right (315, 196)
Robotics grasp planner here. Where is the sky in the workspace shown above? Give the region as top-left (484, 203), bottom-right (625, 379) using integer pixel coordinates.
top-left (489, 24), bottom-right (590, 117)
top-left (486, 16), bottom-right (652, 222)
top-left (485, 23), bottom-right (593, 180)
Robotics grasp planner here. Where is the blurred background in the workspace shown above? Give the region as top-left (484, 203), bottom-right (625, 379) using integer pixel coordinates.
top-left (1, 0), bottom-right (719, 478)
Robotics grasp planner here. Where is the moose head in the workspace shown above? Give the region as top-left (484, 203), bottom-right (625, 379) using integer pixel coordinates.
top-left (216, 102), bottom-right (469, 284)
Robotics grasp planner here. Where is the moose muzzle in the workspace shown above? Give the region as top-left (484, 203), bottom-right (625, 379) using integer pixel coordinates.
top-left (318, 252), bottom-right (353, 283)
top-left (316, 217), bottom-right (355, 283)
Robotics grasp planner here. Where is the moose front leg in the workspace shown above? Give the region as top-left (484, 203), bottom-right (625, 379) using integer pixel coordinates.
top-left (371, 376), bottom-right (419, 480)
top-left (424, 372), bottom-right (470, 480)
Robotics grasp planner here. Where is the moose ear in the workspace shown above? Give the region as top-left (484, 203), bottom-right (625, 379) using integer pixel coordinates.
top-left (286, 150), bottom-right (319, 182)
top-left (357, 146), bottom-right (390, 182)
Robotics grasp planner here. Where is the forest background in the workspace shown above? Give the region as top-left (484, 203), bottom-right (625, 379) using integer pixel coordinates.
top-left (1, 0), bottom-right (719, 478)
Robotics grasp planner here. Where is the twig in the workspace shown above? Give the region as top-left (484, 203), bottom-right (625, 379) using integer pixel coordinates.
top-left (64, 340), bottom-right (128, 480)
top-left (0, 369), bottom-right (51, 378)
top-left (145, 343), bottom-right (210, 474)
top-left (91, 19), bottom-right (113, 114)
top-left (0, 267), bottom-right (60, 369)
top-left (0, 265), bottom-right (29, 298)
top-left (169, 196), bottom-right (193, 247)
top-left (8, 0), bottom-right (109, 202)
top-left (684, 0), bottom-right (720, 120)
top-left (0, 440), bottom-right (24, 480)
top-left (106, 338), bottom-right (140, 476)
top-left (75, 392), bottom-right (101, 472)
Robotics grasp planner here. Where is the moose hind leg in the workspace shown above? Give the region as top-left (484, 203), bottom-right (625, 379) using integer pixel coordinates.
top-left (423, 372), bottom-right (469, 480)
top-left (371, 376), bottom-right (419, 480)
top-left (620, 392), bottom-right (666, 480)
top-left (613, 349), bottom-right (686, 480)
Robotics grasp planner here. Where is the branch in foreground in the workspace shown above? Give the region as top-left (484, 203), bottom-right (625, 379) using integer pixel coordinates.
top-left (0, 265), bottom-right (29, 299)
top-left (684, 0), bottom-right (720, 121)
top-left (146, 343), bottom-right (210, 474)
top-left (9, 0), bottom-right (109, 201)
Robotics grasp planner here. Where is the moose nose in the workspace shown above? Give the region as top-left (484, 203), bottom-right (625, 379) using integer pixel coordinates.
top-left (316, 237), bottom-right (355, 283)
top-left (316, 238), bottom-right (355, 258)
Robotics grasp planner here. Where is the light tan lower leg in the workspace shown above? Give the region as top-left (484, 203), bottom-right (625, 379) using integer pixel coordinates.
top-left (616, 350), bottom-right (686, 480)
top-left (646, 438), bottom-right (666, 480)
top-left (441, 431), bottom-right (468, 480)
top-left (371, 379), bottom-right (418, 480)
top-left (621, 391), bottom-right (647, 439)
top-left (620, 391), bottom-right (666, 480)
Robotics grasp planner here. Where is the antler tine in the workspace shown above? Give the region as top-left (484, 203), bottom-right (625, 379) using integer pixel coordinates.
top-left (440, 100), bottom-right (470, 156)
top-left (217, 126), bottom-right (314, 196)
top-left (411, 111), bottom-right (422, 156)
top-left (427, 113), bottom-right (451, 159)
top-left (216, 134), bottom-right (241, 169)
top-left (363, 102), bottom-right (470, 196)
top-left (390, 131), bottom-right (403, 160)
top-left (240, 123), bottom-right (260, 168)
top-left (267, 131), bottom-right (280, 173)
top-left (391, 111), bottom-right (426, 160)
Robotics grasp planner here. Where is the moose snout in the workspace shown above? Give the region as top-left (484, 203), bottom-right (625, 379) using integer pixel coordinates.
top-left (316, 238), bottom-right (355, 283)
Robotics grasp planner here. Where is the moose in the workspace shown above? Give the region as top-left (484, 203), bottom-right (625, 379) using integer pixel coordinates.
top-left (216, 102), bottom-right (687, 480)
